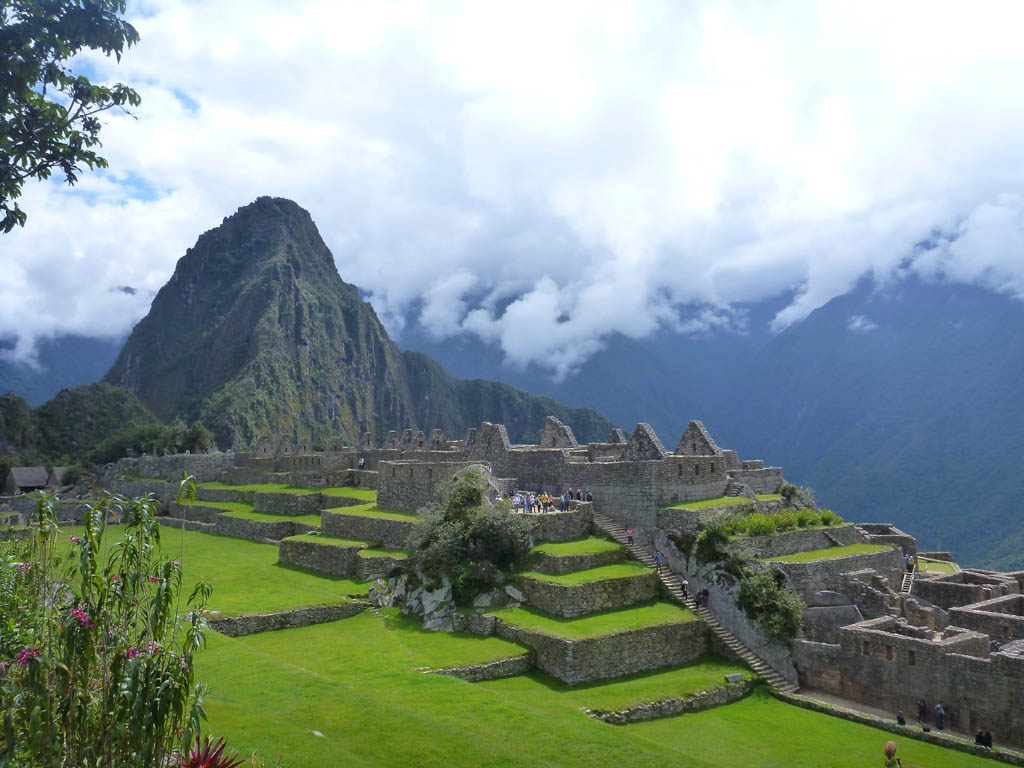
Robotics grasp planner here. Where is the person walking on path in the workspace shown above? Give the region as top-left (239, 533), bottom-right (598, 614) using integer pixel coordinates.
top-left (916, 698), bottom-right (927, 726)
top-left (654, 551), bottom-right (663, 573)
top-left (626, 526), bottom-right (634, 545)
top-left (681, 578), bottom-right (689, 601)
top-left (935, 702), bottom-right (946, 731)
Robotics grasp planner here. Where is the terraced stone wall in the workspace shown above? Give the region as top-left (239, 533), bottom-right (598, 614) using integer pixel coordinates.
top-left (321, 509), bottom-right (423, 548)
top-left (493, 619), bottom-right (707, 684)
top-left (208, 602), bottom-right (366, 637)
top-left (114, 453), bottom-right (238, 484)
top-left (530, 506), bottom-right (593, 543)
top-left (950, 595), bottom-right (1024, 642)
top-left (377, 460), bottom-right (478, 512)
top-left (213, 515), bottom-right (315, 542)
top-left (279, 538), bottom-right (361, 577)
top-left (772, 548), bottom-right (904, 598)
top-left (727, 467), bottom-right (784, 494)
top-left (529, 548), bottom-right (623, 575)
top-left (517, 572), bottom-right (658, 618)
top-left (914, 571), bottom-right (1021, 610)
top-left (252, 492), bottom-right (323, 516)
top-left (729, 524), bottom-right (862, 559)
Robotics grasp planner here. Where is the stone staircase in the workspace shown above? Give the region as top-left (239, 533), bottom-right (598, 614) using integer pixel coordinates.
top-left (592, 512), bottom-right (799, 693)
top-left (724, 481), bottom-right (746, 497)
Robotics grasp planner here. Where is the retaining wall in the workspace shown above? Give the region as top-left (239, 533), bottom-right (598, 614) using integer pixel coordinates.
top-left (207, 601), bottom-right (367, 636)
top-left (529, 548), bottom-right (625, 575)
top-left (517, 572), bottom-right (658, 618)
top-left (321, 509), bottom-right (422, 548)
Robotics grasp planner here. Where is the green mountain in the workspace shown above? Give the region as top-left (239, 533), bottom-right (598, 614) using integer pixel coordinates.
top-left (0, 382), bottom-right (158, 466)
top-left (104, 197), bottom-right (614, 448)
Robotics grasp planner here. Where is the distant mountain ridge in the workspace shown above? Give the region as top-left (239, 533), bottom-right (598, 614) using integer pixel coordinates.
top-left (102, 196), bottom-right (614, 448)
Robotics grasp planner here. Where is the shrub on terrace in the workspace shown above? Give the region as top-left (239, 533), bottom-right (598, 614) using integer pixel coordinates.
top-left (779, 483), bottom-right (799, 506)
top-left (408, 469), bottom-right (532, 603)
top-left (694, 521), bottom-right (730, 564)
top-left (737, 569), bottom-right (805, 641)
top-left (819, 508), bottom-right (843, 526)
top-left (0, 481), bottom-right (214, 767)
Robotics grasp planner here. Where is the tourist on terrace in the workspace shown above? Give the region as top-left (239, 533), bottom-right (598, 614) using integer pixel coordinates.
top-left (983, 730), bottom-right (993, 749)
top-left (584, 489), bottom-right (592, 502)
top-left (575, 488), bottom-right (582, 501)
top-left (896, 712), bottom-right (906, 726)
top-left (654, 551), bottom-right (663, 573)
top-left (916, 699), bottom-right (927, 726)
top-left (904, 553), bottom-right (912, 573)
top-left (681, 578), bottom-right (688, 600)
top-left (626, 526), bottom-right (634, 545)
top-left (935, 702), bottom-right (946, 731)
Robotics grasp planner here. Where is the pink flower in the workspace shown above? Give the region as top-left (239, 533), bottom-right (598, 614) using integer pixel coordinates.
top-left (110, 575), bottom-right (120, 584)
top-left (16, 647), bottom-right (40, 667)
top-left (149, 576), bottom-right (163, 583)
top-left (172, 560), bottom-right (181, 568)
top-left (146, 642), bottom-right (160, 654)
top-left (16, 563), bottom-right (27, 571)
top-left (69, 535), bottom-right (81, 544)
top-left (69, 607), bottom-right (93, 628)
top-left (107, 630), bottom-right (115, 638)
top-left (125, 648), bottom-right (139, 659)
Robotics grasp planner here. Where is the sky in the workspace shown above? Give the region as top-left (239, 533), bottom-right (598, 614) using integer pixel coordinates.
top-left (4, 0), bottom-right (1024, 376)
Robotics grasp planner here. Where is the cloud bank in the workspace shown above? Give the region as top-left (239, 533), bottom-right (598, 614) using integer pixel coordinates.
top-left (4, 0), bottom-right (1024, 375)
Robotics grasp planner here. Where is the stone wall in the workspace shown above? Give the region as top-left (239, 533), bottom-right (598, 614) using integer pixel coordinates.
top-left (529, 506), bottom-right (593, 543)
top-left (727, 467), bottom-right (784, 494)
top-left (950, 594), bottom-right (1024, 643)
top-left (428, 653), bottom-right (534, 682)
top-left (252, 492), bottom-right (323, 516)
top-left (528, 548), bottom-right (624, 575)
top-left (772, 547), bottom-right (904, 598)
top-left (377, 460), bottom-right (477, 512)
top-left (212, 515), bottom-right (316, 542)
top-left (856, 523), bottom-right (917, 555)
top-left (278, 537), bottom-right (361, 577)
top-left (792, 619), bottom-right (1024, 748)
top-left (729, 525), bottom-right (862, 559)
top-left (492, 617), bottom-right (708, 684)
top-left (111, 453), bottom-right (238, 484)
top-left (516, 572), bottom-right (658, 618)
top-left (914, 570), bottom-right (1021, 610)
top-left (207, 601), bottom-right (366, 636)
top-left (589, 679), bottom-right (756, 724)
top-left (321, 509), bottom-right (422, 548)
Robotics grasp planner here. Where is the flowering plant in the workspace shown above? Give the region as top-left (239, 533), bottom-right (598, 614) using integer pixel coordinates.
top-left (0, 476), bottom-right (213, 767)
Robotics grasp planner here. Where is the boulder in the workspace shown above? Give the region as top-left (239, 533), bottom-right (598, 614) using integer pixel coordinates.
top-left (472, 589), bottom-right (507, 608)
top-left (504, 585), bottom-right (526, 602)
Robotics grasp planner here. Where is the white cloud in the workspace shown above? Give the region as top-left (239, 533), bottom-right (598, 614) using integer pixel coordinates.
top-left (4, 0), bottom-right (1024, 375)
top-left (847, 315), bottom-right (879, 333)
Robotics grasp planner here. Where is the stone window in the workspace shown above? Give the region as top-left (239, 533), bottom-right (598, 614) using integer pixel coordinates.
top-left (710, 462), bottom-right (715, 473)
top-left (862, 641), bottom-right (871, 656)
top-left (908, 650), bottom-right (916, 666)
top-left (886, 645), bottom-right (894, 661)
top-left (694, 464), bottom-right (700, 476)
top-left (391, 467), bottom-right (396, 477)
top-left (678, 464), bottom-right (683, 477)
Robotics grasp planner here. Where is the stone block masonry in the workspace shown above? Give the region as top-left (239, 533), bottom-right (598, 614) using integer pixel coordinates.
top-left (529, 506), bottom-right (593, 542)
top-left (517, 572), bottom-right (658, 618)
top-left (278, 537), bottom-right (363, 577)
top-left (491, 617), bottom-right (708, 684)
top-left (729, 525), bottom-right (862, 560)
top-left (589, 679), bottom-right (757, 724)
top-left (427, 653), bottom-right (535, 682)
top-left (211, 515), bottom-right (316, 542)
top-left (771, 547), bottom-right (904, 598)
top-left (320, 509), bottom-right (423, 549)
top-left (529, 548), bottom-right (625, 575)
top-left (252, 492), bottom-right (323, 516)
top-left (207, 601), bottom-right (367, 637)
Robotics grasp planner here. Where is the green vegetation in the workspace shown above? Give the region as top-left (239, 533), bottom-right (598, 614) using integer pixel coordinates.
top-left (60, 526), bottom-right (370, 616)
top-left (329, 502), bottom-right (417, 521)
top-left (486, 602), bottom-right (695, 640)
top-left (192, 500), bottom-right (253, 514)
top-left (529, 536), bottom-right (623, 556)
top-left (737, 570), bottom-right (805, 640)
top-left (218, 509), bottom-right (322, 526)
top-left (198, 617), bottom-right (991, 767)
top-left (519, 561), bottom-right (652, 586)
top-left (765, 543), bottom-right (893, 563)
top-left (321, 487), bottom-right (377, 500)
top-left (694, 521), bottom-right (731, 564)
top-left (667, 495), bottom-right (755, 510)
top-left (920, 559), bottom-right (957, 574)
top-left (725, 508), bottom-right (844, 538)
top-left (284, 534), bottom-right (370, 549)
top-left (359, 548), bottom-right (408, 559)
top-left (757, 493), bottom-right (782, 501)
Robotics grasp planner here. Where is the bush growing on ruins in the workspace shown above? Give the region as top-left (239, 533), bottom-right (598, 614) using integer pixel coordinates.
top-left (0, 481), bottom-right (214, 766)
top-left (779, 483), bottom-right (799, 506)
top-left (669, 527), bottom-right (697, 557)
top-left (744, 514), bottom-right (776, 537)
top-left (438, 468), bottom-right (487, 523)
top-left (774, 511), bottom-right (799, 532)
top-left (737, 569), bottom-right (805, 641)
top-left (694, 522), bottom-right (730, 564)
top-left (796, 508), bottom-right (820, 528)
top-left (819, 509), bottom-right (843, 526)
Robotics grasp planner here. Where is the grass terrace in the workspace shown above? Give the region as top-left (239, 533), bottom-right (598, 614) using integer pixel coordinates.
top-left (495, 656), bottom-right (754, 711)
top-left (197, 483), bottom-right (376, 499)
top-left (529, 536), bottom-right (623, 557)
top-left (756, 493), bottom-right (782, 501)
top-left (197, 614), bottom-right (992, 767)
top-left (219, 508), bottom-right (322, 526)
top-left (59, 526), bottom-right (372, 616)
top-left (321, 487), bottom-right (377, 500)
top-left (519, 561), bottom-right (652, 586)
top-left (764, 543), bottom-right (893, 563)
top-left (485, 602), bottom-right (696, 640)
top-left (358, 548), bottom-right (408, 559)
top-left (920, 559), bottom-right (957, 574)
top-left (193, 500), bottom-right (255, 514)
top-left (666, 495), bottom-right (755, 510)
top-left (284, 534), bottom-right (371, 549)
top-left (325, 502), bottom-right (418, 521)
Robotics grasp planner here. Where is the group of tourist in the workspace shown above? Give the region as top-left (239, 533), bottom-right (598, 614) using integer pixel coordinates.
top-left (505, 488), bottom-right (593, 513)
top-left (896, 700), bottom-right (994, 748)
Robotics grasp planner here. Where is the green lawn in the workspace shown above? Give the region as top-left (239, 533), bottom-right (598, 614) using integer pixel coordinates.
top-left (920, 559), bottom-right (957, 574)
top-left (530, 536), bottom-right (623, 556)
top-left (192, 500), bottom-right (254, 514)
top-left (321, 487), bottom-right (377, 500)
top-left (764, 543), bottom-right (893, 563)
top-left (520, 561), bottom-right (652, 586)
top-left (60, 526), bottom-right (370, 616)
top-left (197, 612), bottom-right (993, 767)
top-left (326, 502), bottom-right (418, 521)
top-left (666, 496), bottom-right (755, 510)
top-left (198, 481), bottom-right (293, 492)
top-left (284, 534), bottom-right (371, 549)
top-left (219, 509), bottom-right (323, 526)
top-left (483, 656), bottom-right (753, 711)
top-left (486, 602), bottom-right (695, 639)
top-left (757, 493), bottom-right (782, 501)
top-left (359, 548), bottom-right (408, 559)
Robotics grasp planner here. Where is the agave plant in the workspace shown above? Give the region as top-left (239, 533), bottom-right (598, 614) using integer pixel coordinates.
top-left (178, 735), bottom-right (245, 768)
